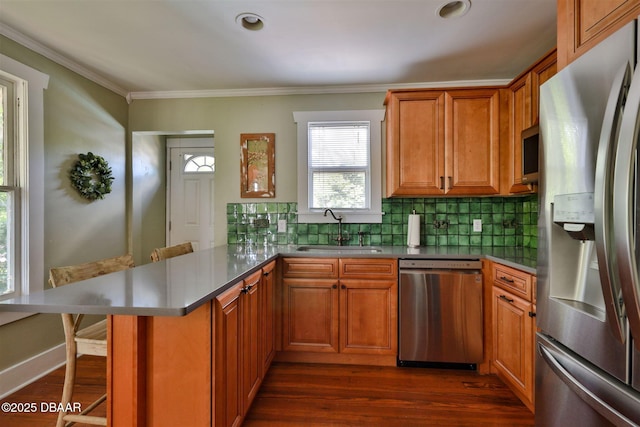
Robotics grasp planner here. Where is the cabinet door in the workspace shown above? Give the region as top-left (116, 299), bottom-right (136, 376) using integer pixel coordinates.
top-left (242, 270), bottom-right (262, 413)
top-left (530, 52), bottom-right (557, 125)
top-left (445, 89), bottom-right (500, 195)
top-left (282, 278), bottom-right (339, 353)
top-left (261, 261), bottom-right (276, 373)
top-left (385, 90), bottom-right (446, 196)
top-left (339, 279), bottom-right (398, 355)
top-left (558, 0), bottom-right (640, 68)
top-left (215, 282), bottom-right (243, 427)
top-left (506, 73), bottom-right (534, 194)
top-left (492, 287), bottom-right (534, 408)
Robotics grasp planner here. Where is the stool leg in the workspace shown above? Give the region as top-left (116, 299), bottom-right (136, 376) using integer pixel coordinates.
top-left (56, 339), bottom-right (77, 427)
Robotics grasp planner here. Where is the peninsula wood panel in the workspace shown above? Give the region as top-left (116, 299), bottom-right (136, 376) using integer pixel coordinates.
top-left (108, 304), bottom-right (214, 427)
top-left (146, 304), bottom-right (212, 427)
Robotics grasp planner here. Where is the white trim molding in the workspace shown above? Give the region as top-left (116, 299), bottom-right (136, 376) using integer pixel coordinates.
top-left (0, 343), bottom-right (65, 399)
top-left (0, 54), bottom-right (48, 326)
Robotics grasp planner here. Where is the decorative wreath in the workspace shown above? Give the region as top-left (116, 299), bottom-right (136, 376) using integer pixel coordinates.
top-left (69, 152), bottom-right (114, 201)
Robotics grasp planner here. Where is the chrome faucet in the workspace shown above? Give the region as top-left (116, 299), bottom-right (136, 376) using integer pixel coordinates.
top-left (323, 208), bottom-right (346, 246)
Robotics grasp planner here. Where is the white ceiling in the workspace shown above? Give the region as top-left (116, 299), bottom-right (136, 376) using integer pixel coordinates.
top-left (0, 0), bottom-right (557, 98)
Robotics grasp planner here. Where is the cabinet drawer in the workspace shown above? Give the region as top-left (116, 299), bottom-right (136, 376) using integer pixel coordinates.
top-left (492, 263), bottom-right (532, 301)
top-left (282, 258), bottom-right (339, 278)
top-left (339, 258), bottom-right (398, 279)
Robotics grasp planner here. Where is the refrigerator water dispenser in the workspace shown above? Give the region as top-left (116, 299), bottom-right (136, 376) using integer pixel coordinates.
top-left (552, 193), bottom-right (595, 240)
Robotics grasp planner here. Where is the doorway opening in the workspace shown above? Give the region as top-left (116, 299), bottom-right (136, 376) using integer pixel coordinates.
top-left (131, 131), bottom-right (214, 265)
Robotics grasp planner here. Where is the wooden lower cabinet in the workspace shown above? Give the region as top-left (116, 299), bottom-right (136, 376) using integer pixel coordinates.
top-left (491, 262), bottom-right (536, 412)
top-left (215, 280), bottom-right (244, 427)
top-left (339, 279), bottom-right (397, 355)
top-left (215, 268), bottom-right (269, 427)
top-left (279, 257), bottom-right (398, 365)
top-left (262, 261), bottom-right (276, 372)
top-left (282, 277), bottom-right (340, 352)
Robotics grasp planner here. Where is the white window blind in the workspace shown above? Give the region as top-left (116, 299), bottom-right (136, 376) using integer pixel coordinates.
top-left (309, 121), bottom-right (369, 210)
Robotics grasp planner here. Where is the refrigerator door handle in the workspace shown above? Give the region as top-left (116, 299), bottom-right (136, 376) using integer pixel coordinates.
top-left (538, 340), bottom-right (640, 426)
top-left (613, 64), bottom-right (640, 352)
top-left (595, 62), bottom-right (631, 344)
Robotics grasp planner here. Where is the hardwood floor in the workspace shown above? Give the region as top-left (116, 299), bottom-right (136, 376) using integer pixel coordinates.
top-left (0, 356), bottom-right (534, 426)
top-left (0, 356), bottom-right (106, 427)
top-left (245, 363), bottom-right (534, 426)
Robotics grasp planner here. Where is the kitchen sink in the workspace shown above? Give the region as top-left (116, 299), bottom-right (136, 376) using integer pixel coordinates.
top-left (296, 245), bottom-right (383, 253)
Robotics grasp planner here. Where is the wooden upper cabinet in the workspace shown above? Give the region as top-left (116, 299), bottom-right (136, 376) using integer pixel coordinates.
top-left (505, 73), bottom-right (534, 194)
top-left (445, 89), bottom-right (500, 195)
top-left (385, 90), bottom-right (446, 196)
top-left (558, 0), bottom-right (640, 69)
top-left (503, 50), bottom-right (557, 194)
top-left (530, 51), bottom-right (558, 123)
top-left (385, 87), bottom-right (500, 197)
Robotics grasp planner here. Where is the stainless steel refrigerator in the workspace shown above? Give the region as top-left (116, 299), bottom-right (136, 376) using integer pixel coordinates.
top-left (537, 18), bottom-right (640, 426)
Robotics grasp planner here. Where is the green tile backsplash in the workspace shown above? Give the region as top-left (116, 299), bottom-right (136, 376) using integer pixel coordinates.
top-left (227, 196), bottom-right (538, 248)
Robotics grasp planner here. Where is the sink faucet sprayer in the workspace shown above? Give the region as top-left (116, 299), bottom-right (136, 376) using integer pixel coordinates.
top-left (324, 209), bottom-right (346, 246)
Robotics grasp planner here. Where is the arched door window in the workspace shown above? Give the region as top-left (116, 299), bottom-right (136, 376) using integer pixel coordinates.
top-left (184, 154), bottom-right (215, 173)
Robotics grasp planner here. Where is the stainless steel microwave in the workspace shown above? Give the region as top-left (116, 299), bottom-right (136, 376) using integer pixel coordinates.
top-left (521, 124), bottom-right (539, 184)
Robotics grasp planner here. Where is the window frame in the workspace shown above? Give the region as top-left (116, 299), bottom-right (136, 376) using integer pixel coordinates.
top-left (293, 110), bottom-right (384, 224)
top-left (0, 55), bottom-right (48, 325)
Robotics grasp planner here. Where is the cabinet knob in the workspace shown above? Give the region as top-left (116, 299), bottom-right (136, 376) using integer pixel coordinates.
top-left (332, 284), bottom-right (338, 289)
top-left (341, 284), bottom-right (346, 290)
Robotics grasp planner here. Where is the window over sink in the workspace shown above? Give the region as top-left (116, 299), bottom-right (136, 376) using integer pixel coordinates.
top-left (293, 110), bottom-right (384, 224)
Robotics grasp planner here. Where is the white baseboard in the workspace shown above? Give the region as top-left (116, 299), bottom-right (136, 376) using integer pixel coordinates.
top-left (0, 343), bottom-right (66, 399)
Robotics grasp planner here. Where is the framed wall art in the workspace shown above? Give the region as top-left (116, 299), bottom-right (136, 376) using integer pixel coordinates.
top-left (240, 133), bottom-right (275, 198)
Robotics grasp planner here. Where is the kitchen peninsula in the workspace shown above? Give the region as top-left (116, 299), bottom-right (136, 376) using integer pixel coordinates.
top-left (0, 244), bottom-right (536, 426)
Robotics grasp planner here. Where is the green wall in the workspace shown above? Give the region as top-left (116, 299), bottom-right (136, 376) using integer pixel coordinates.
top-left (0, 36), bottom-right (129, 370)
top-left (128, 93), bottom-right (387, 248)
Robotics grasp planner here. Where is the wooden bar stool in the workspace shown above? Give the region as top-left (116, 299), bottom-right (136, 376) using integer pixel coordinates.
top-left (49, 254), bottom-right (135, 427)
top-left (150, 242), bottom-right (193, 262)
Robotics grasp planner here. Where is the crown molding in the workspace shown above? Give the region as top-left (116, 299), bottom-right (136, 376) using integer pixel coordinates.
top-left (0, 23), bottom-right (129, 99)
top-left (128, 79), bottom-right (512, 100)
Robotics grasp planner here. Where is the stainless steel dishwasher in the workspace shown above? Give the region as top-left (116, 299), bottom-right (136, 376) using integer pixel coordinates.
top-left (398, 259), bottom-right (483, 368)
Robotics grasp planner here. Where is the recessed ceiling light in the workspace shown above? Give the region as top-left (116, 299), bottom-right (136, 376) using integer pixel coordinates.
top-left (236, 13), bottom-right (264, 31)
top-left (437, 0), bottom-right (471, 19)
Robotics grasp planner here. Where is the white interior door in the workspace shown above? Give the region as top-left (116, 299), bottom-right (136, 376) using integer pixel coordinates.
top-left (168, 146), bottom-right (215, 250)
